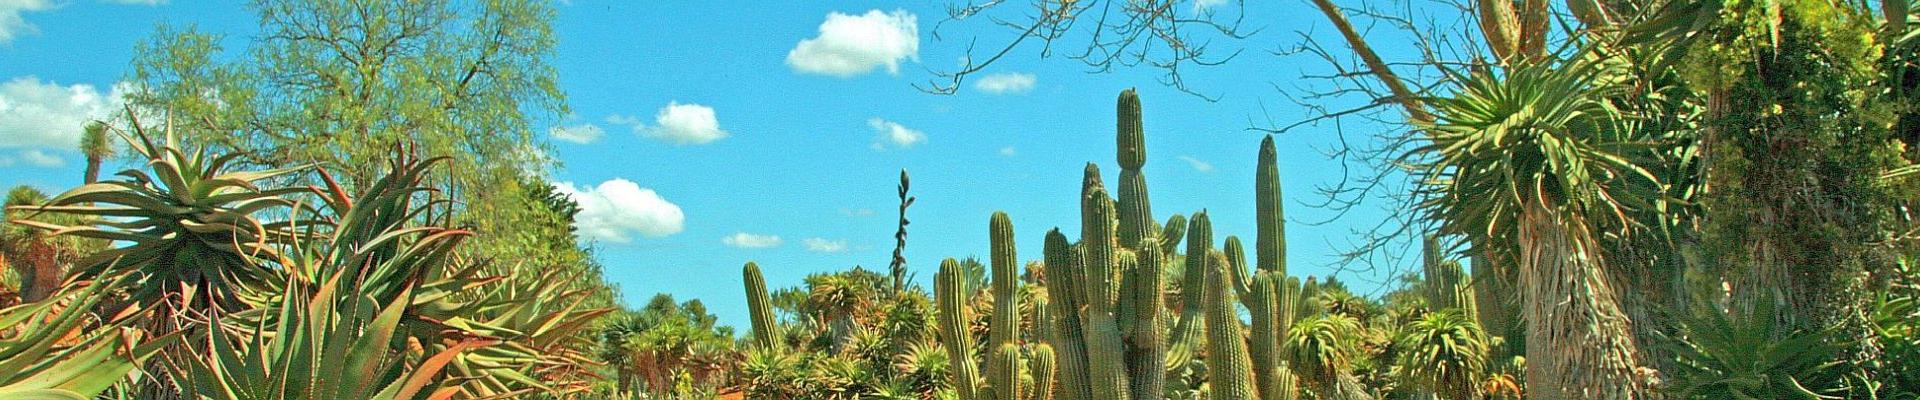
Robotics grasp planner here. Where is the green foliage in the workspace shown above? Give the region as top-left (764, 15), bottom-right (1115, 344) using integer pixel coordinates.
top-left (1663, 300), bottom-right (1851, 399)
top-left (1392, 309), bottom-right (1489, 399)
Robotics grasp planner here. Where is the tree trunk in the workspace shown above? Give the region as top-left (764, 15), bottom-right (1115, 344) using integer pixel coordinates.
top-left (1517, 202), bottom-right (1649, 399)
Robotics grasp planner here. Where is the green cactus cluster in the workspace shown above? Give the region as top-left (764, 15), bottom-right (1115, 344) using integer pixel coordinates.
top-left (749, 89), bottom-right (1332, 400)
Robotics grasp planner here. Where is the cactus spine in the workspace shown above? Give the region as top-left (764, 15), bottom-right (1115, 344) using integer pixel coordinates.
top-left (938, 259), bottom-right (982, 400)
top-left (1043, 230), bottom-right (1093, 400)
top-left (743, 262), bottom-right (777, 350)
top-left (1031, 343), bottom-right (1058, 400)
top-left (1078, 164), bottom-right (1133, 400)
top-left (1204, 251), bottom-right (1257, 400)
top-left (1116, 89), bottom-right (1153, 250)
top-left (992, 343), bottom-right (1024, 400)
top-left (1255, 135), bottom-right (1287, 276)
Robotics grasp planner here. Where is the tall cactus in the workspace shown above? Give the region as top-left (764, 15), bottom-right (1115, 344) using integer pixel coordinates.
top-left (1043, 230), bottom-right (1093, 400)
top-left (1116, 89), bottom-right (1153, 250)
top-left (992, 343), bottom-right (1024, 400)
top-left (1078, 164), bottom-right (1133, 400)
top-left (1169, 211), bottom-right (1213, 356)
top-left (1256, 135), bottom-right (1287, 276)
top-left (988, 212), bottom-right (1023, 398)
top-left (1205, 251), bottom-right (1257, 400)
top-left (1031, 343), bottom-right (1058, 400)
top-left (1422, 235), bottom-right (1476, 316)
top-left (1121, 238), bottom-right (1166, 400)
top-left (1248, 271), bottom-right (1283, 400)
top-left (743, 262), bottom-right (777, 350)
top-left (938, 259), bottom-right (982, 400)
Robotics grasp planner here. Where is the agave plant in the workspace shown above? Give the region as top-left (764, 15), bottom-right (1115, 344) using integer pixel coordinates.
top-left (1393, 309), bottom-right (1490, 399)
top-left (0, 274), bottom-right (175, 399)
top-left (1662, 300), bottom-right (1849, 399)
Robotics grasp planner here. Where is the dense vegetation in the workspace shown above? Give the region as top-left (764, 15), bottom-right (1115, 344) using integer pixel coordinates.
top-left (4, 0), bottom-right (1920, 399)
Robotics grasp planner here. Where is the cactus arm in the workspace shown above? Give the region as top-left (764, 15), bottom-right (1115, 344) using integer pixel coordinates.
top-left (1031, 343), bottom-right (1058, 400)
top-left (1043, 230), bottom-right (1093, 400)
top-left (1256, 135), bottom-right (1287, 277)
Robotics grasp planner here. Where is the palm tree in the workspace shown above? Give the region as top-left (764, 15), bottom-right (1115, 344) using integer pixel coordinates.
top-left (79, 121), bottom-right (112, 184)
top-left (1394, 309), bottom-right (1490, 399)
top-left (1411, 53), bottom-right (1659, 398)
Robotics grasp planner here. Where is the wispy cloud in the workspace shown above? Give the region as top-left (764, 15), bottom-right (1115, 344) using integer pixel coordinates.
top-left (972, 72), bottom-right (1036, 94)
top-left (722, 232), bottom-right (784, 248)
top-left (548, 123), bottom-right (604, 144)
top-left (999, 146), bottom-right (1017, 156)
top-left (0, 76), bottom-right (129, 150)
top-left (0, 1), bottom-right (52, 44)
top-left (0, 149), bottom-right (62, 168)
top-left (868, 118), bottom-right (926, 149)
top-left (1178, 155), bottom-right (1214, 172)
top-left (804, 238), bottom-right (849, 253)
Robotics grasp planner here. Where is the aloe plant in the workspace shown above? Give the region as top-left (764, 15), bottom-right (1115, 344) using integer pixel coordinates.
top-left (0, 275), bottom-right (175, 399)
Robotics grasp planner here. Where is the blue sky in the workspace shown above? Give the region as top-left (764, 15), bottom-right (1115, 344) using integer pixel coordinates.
top-left (0, 1), bottom-right (1435, 329)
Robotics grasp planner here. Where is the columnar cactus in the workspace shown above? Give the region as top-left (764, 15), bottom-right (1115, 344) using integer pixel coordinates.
top-left (1169, 211), bottom-right (1213, 355)
top-left (743, 262), bottom-right (777, 350)
top-left (1121, 237), bottom-right (1166, 400)
top-left (989, 212), bottom-right (1023, 397)
top-left (1031, 343), bottom-right (1058, 400)
top-left (1248, 271), bottom-right (1283, 400)
top-left (1116, 89), bottom-right (1153, 250)
top-left (1078, 164), bottom-right (1134, 400)
top-left (938, 258), bottom-right (982, 400)
top-left (1043, 230), bottom-right (1093, 400)
top-left (1204, 251), bottom-right (1257, 400)
top-left (1422, 235), bottom-right (1476, 315)
top-left (993, 343), bottom-right (1024, 400)
top-left (1255, 135), bottom-right (1287, 276)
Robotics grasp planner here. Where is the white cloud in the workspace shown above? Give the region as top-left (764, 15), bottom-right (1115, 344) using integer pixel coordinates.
top-left (0, 0), bottom-right (52, 44)
top-left (1193, 0), bottom-right (1230, 12)
top-left (1178, 155), bottom-right (1214, 172)
top-left (840, 208), bottom-right (875, 217)
top-left (723, 232), bottom-right (784, 248)
top-left (554, 179), bottom-right (685, 243)
top-left (0, 148), bottom-right (61, 167)
top-left (549, 123), bottom-right (603, 144)
top-left (972, 72), bottom-right (1036, 94)
top-left (0, 76), bottom-right (128, 150)
top-left (786, 9), bottom-right (919, 77)
top-left (804, 238), bottom-right (849, 253)
top-left (612, 102), bottom-right (728, 145)
top-left (867, 118), bottom-right (925, 149)
top-left (999, 146), bottom-right (1016, 156)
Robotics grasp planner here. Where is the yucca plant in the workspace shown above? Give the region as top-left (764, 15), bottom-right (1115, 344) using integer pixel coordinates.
top-left (0, 274), bottom-right (175, 399)
top-left (1410, 49), bottom-right (1658, 398)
